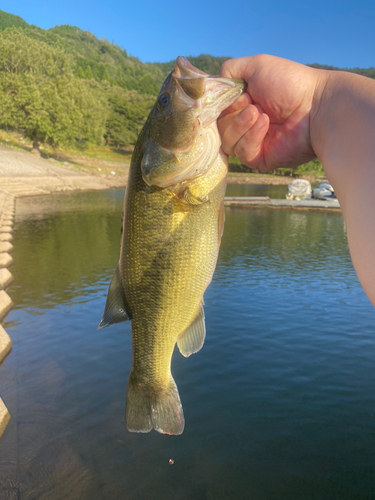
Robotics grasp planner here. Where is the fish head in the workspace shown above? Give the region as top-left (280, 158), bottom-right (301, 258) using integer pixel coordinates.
top-left (141, 56), bottom-right (245, 189)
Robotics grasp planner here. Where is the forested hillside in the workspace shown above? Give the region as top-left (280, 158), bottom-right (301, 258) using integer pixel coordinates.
top-left (0, 11), bottom-right (161, 150)
top-left (0, 9), bottom-right (374, 153)
top-left (0, 10), bottom-right (30, 30)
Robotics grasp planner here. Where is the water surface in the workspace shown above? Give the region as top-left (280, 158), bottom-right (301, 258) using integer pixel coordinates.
top-left (0, 187), bottom-right (374, 500)
top-left (225, 183), bottom-right (287, 198)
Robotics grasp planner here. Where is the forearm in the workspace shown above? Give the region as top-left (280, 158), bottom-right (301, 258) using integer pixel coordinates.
top-left (311, 71), bottom-right (375, 304)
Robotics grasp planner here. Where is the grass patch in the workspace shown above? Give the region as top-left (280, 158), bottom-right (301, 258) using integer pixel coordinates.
top-left (227, 171), bottom-right (267, 178)
top-left (0, 130), bottom-right (32, 153)
top-left (275, 159), bottom-right (325, 178)
top-left (229, 155), bottom-right (325, 179)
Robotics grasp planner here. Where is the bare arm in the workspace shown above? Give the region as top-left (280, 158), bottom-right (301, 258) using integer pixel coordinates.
top-left (311, 71), bottom-right (375, 304)
top-left (218, 55), bottom-right (375, 305)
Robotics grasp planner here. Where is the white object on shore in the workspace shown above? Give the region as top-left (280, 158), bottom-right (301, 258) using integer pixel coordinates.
top-left (312, 182), bottom-right (336, 200)
top-left (286, 179), bottom-right (312, 200)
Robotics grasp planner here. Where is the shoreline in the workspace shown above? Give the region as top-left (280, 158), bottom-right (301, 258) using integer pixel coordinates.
top-left (0, 143), bottom-right (319, 198)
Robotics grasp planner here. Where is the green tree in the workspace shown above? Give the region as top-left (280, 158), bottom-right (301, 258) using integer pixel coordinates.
top-left (104, 87), bottom-right (154, 147)
top-left (75, 66), bottom-right (85, 79)
top-left (85, 65), bottom-right (93, 80)
top-left (101, 68), bottom-right (109, 82)
top-left (137, 74), bottom-right (159, 95)
top-left (0, 28), bottom-right (108, 149)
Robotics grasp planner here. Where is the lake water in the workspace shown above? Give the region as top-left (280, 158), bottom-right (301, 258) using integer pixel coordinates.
top-left (1, 186), bottom-right (375, 499)
top-left (225, 183), bottom-right (287, 198)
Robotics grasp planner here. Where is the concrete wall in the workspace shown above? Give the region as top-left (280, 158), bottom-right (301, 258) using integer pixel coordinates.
top-left (0, 194), bottom-right (15, 440)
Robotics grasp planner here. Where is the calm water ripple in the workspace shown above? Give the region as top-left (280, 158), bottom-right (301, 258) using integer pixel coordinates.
top-left (0, 188), bottom-right (374, 499)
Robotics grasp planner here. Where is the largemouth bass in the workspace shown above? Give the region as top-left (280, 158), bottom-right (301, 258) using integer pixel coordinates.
top-left (99, 57), bottom-right (244, 435)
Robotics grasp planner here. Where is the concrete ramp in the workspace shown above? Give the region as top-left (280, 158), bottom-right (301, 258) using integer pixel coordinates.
top-left (0, 193), bottom-right (15, 440)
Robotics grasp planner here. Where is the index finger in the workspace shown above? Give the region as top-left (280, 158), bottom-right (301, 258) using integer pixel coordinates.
top-left (220, 56), bottom-right (258, 80)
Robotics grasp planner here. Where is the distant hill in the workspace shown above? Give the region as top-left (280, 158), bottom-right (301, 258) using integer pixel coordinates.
top-left (0, 9), bottom-right (374, 151)
top-left (308, 63), bottom-right (375, 80)
top-left (1, 10), bottom-right (374, 90)
top-left (153, 54), bottom-right (231, 78)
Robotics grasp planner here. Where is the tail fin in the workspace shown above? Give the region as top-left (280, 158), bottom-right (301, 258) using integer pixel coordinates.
top-left (126, 371), bottom-right (185, 435)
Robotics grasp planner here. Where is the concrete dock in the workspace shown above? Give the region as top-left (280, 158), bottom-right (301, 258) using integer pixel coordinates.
top-left (224, 196), bottom-right (341, 211)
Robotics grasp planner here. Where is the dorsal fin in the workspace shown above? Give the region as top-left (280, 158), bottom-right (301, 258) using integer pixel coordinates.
top-left (98, 265), bottom-right (131, 329)
top-left (177, 304), bottom-right (206, 357)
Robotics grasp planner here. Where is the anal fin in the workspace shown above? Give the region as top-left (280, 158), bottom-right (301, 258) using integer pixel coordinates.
top-left (98, 265), bottom-right (131, 329)
top-left (177, 304), bottom-right (206, 357)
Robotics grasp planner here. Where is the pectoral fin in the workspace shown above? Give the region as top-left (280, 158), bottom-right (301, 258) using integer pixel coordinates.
top-left (177, 304), bottom-right (206, 357)
top-left (183, 187), bottom-right (208, 205)
top-left (98, 265), bottom-right (131, 329)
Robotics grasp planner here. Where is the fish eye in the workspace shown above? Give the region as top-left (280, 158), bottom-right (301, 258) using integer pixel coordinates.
top-left (158, 93), bottom-right (169, 107)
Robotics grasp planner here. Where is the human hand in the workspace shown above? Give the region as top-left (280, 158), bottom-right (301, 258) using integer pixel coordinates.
top-left (218, 55), bottom-right (326, 172)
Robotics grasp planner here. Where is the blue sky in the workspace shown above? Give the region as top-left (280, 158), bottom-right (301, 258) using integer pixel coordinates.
top-left (2, 0), bottom-right (375, 68)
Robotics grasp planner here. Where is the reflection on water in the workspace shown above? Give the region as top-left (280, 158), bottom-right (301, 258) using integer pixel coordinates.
top-left (1, 188), bottom-right (375, 499)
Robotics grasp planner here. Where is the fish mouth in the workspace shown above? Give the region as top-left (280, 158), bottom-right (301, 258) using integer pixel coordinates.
top-left (199, 76), bottom-right (245, 126)
top-left (172, 56), bottom-right (245, 125)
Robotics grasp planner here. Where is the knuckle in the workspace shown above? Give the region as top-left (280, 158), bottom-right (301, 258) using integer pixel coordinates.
top-left (254, 54), bottom-right (271, 66)
top-left (242, 130), bottom-right (256, 147)
top-left (233, 143), bottom-right (251, 164)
